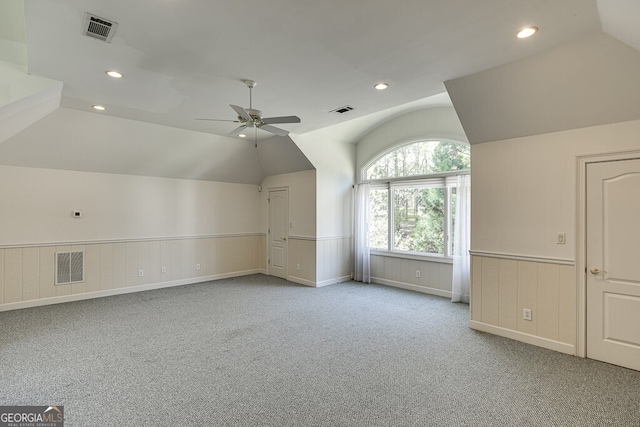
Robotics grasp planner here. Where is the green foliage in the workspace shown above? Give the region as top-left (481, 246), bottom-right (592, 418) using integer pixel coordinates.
top-left (368, 140), bottom-right (469, 254)
top-left (366, 140), bottom-right (469, 180)
top-left (431, 142), bottom-right (470, 173)
top-left (393, 188), bottom-right (444, 253)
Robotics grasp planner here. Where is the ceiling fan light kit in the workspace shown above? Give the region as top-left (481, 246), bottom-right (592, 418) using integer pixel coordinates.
top-left (197, 79), bottom-right (301, 139)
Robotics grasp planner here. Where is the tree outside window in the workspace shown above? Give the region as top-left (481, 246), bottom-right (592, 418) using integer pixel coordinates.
top-left (366, 140), bottom-right (469, 256)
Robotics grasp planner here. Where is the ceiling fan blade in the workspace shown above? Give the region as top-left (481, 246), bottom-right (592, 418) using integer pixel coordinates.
top-left (195, 118), bottom-right (240, 122)
top-left (230, 104), bottom-right (252, 121)
top-left (229, 124), bottom-right (248, 136)
top-left (259, 124), bottom-right (290, 136)
top-left (261, 115), bottom-right (301, 125)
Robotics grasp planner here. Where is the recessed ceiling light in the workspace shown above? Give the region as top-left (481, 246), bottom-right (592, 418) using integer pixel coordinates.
top-left (239, 134), bottom-right (247, 138)
top-left (374, 82), bottom-right (389, 90)
top-left (92, 105), bottom-right (106, 111)
top-left (517, 26), bottom-right (538, 39)
top-left (106, 70), bottom-right (123, 78)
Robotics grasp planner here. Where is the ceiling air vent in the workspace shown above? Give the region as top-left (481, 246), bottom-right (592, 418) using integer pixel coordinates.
top-left (82, 13), bottom-right (118, 43)
top-left (329, 105), bottom-right (356, 115)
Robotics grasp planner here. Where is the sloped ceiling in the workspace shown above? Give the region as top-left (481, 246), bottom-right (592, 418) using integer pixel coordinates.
top-left (597, 0), bottom-right (640, 52)
top-left (0, 107), bottom-right (268, 184)
top-left (5, 1), bottom-right (640, 182)
top-left (20, 0), bottom-right (601, 139)
top-left (445, 32), bottom-right (640, 144)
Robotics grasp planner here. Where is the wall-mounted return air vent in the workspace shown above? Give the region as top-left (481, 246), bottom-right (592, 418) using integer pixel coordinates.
top-left (329, 105), bottom-right (356, 115)
top-left (56, 251), bottom-right (84, 285)
top-left (82, 13), bottom-right (118, 43)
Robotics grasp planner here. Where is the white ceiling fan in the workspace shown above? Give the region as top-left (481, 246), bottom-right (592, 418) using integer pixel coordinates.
top-left (197, 80), bottom-right (301, 138)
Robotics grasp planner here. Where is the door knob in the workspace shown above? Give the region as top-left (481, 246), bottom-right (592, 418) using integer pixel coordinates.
top-left (282, 237), bottom-right (287, 241)
top-left (590, 267), bottom-right (600, 274)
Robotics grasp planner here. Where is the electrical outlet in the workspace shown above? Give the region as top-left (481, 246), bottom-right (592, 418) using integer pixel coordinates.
top-left (161, 266), bottom-right (166, 274)
top-left (296, 263), bottom-right (301, 271)
top-left (416, 270), bottom-right (421, 278)
top-left (557, 233), bottom-right (566, 244)
top-left (196, 264), bottom-right (201, 271)
top-left (523, 308), bottom-right (532, 321)
top-left (138, 270), bottom-right (144, 277)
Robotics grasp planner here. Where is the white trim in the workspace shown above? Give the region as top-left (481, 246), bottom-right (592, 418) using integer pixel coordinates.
top-left (365, 170), bottom-right (470, 186)
top-left (288, 276), bottom-right (316, 287)
top-left (370, 250), bottom-right (453, 264)
top-left (315, 235), bottom-right (352, 241)
top-left (575, 149), bottom-right (640, 359)
top-left (288, 236), bottom-right (316, 241)
top-left (469, 250), bottom-right (575, 266)
top-left (372, 277), bottom-right (452, 299)
top-left (469, 320), bottom-right (576, 356)
top-left (0, 269), bottom-right (262, 313)
top-left (315, 275), bottom-right (353, 288)
top-left (0, 233), bottom-right (266, 250)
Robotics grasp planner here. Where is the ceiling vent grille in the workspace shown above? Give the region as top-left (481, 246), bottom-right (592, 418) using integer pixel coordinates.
top-left (329, 105), bottom-right (356, 115)
top-left (82, 13), bottom-right (118, 43)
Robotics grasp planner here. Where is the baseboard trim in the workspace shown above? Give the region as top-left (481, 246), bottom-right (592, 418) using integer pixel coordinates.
top-left (315, 275), bottom-right (352, 288)
top-left (0, 269), bottom-right (262, 312)
top-left (468, 320), bottom-right (576, 355)
top-left (372, 277), bottom-right (452, 298)
top-left (288, 276), bottom-right (316, 287)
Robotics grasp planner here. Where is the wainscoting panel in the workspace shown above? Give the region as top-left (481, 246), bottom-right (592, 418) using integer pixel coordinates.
top-left (470, 255), bottom-right (576, 352)
top-left (0, 234), bottom-right (263, 312)
top-left (288, 237), bottom-right (317, 286)
top-left (371, 254), bottom-right (453, 298)
top-left (312, 236), bottom-right (353, 286)
top-left (315, 237), bottom-right (352, 287)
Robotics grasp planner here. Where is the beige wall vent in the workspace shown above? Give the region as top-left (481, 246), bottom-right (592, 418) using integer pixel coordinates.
top-left (56, 251), bottom-right (84, 285)
top-left (82, 13), bottom-right (118, 43)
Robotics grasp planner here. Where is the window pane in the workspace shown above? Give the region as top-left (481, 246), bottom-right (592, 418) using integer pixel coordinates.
top-left (369, 188), bottom-right (389, 249)
top-left (393, 187), bottom-right (445, 254)
top-left (366, 140), bottom-right (470, 180)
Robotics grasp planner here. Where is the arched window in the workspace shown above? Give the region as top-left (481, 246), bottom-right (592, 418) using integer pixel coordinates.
top-left (364, 140), bottom-right (469, 180)
top-left (363, 139), bottom-right (470, 257)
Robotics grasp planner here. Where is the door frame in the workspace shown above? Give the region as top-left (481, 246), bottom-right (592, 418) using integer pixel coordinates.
top-left (576, 149), bottom-right (640, 358)
top-left (267, 186), bottom-right (289, 278)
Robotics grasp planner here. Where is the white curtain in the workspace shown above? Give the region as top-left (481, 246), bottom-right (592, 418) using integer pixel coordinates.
top-left (354, 183), bottom-right (371, 283)
top-left (452, 175), bottom-right (470, 303)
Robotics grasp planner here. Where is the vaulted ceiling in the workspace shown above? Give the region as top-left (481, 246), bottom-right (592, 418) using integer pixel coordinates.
top-left (1, 1), bottom-right (639, 183)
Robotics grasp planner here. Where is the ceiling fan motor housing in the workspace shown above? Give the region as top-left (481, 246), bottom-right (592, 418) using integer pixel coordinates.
top-left (247, 109), bottom-right (262, 122)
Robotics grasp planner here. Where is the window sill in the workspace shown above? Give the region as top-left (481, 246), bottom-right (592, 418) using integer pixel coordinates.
top-left (370, 249), bottom-right (453, 264)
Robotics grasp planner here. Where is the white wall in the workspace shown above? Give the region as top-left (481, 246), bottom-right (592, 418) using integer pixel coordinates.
top-left (293, 134), bottom-right (355, 238)
top-left (0, 165), bottom-right (264, 311)
top-left (260, 169), bottom-right (316, 238)
top-left (470, 117), bottom-right (640, 353)
top-left (472, 118), bottom-right (640, 258)
top-left (0, 165), bottom-right (260, 246)
top-left (290, 134), bottom-right (355, 286)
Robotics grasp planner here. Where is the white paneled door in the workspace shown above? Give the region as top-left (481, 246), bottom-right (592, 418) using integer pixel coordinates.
top-left (586, 158), bottom-right (640, 371)
top-left (268, 189), bottom-right (288, 279)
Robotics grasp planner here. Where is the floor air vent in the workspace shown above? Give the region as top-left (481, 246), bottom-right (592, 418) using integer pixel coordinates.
top-left (82, 13), bottom-right (118, 43)
top-left (56, 251), bottom-right (84, 285)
